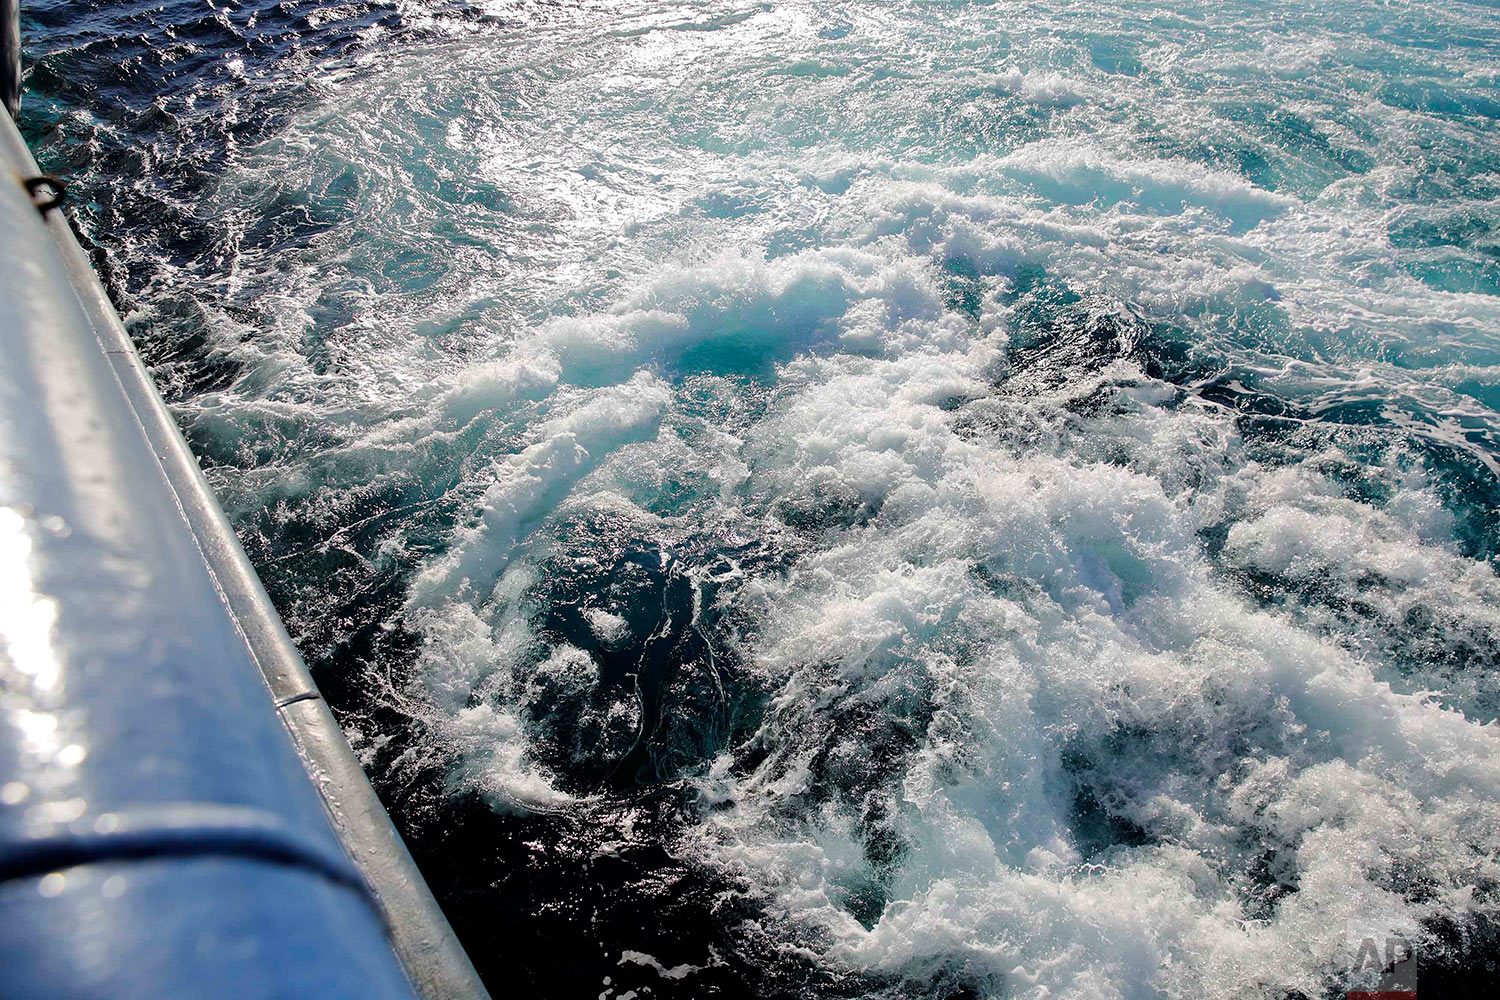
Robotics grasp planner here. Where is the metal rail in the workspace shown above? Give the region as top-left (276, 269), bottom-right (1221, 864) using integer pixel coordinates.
top-left (1, 0), bottom-right (16, 117)
top-left (0, 13), bottom-right (489, 998)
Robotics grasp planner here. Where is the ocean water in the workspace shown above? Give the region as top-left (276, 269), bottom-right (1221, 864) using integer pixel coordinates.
top-left (18, 0), bottom-right (1500, 996)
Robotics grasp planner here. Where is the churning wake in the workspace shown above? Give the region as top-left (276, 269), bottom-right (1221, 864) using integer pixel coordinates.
top-left (23, 0), bottom-right (1500, 996)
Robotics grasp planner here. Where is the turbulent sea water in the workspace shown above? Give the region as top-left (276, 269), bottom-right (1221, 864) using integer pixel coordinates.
top-left (19, 0), bottom-right (1500, 996)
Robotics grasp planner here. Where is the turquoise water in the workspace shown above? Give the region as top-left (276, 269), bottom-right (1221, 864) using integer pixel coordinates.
top-left (22, 0), bottom-right (1500, 995)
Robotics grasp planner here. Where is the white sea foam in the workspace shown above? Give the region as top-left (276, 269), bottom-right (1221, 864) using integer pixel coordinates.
top-left (694, 366), bottom-right (1500, 994)
top-left (393, 181), bottom-right (1500, 992)
top-left (376, 13), bottom-right (1500, 985)
top-left (410, 373), bottom-right (672, 607)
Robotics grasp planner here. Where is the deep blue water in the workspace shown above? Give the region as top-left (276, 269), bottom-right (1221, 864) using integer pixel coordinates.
top-left (18, 1), bottom-right (1500, 997)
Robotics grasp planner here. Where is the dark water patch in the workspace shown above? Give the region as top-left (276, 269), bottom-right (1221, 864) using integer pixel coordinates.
top-left (1419, 438), bottom-right (1500, 562)
top-left (1059, 733), bottom-right (1157, 862)
top-left (1231, 843), bottom-right (1302, 924)
top-left (997, 273), bottom-right (1137, 385)
top-left (774, 478), bottom-right (886, 531)
top-left (937, 252), bottom-right (986, 322)
top-left (1377, 80), bottom-right (1500, 121)
top-left (392, 789), bottom-right (759, 999)
top-left (1140, 100), bottom-right (1377, 196)
top-left (1420, 908), bottom-right (1500, 995)
top-left (725, 657), bottom-right (934, 875)
top-left (240, 486), bottom-right (454, 656)
top-left (391, 785), bottom-right (899, 999)
top-left (526, 510), bottom-right (803, 794)
top-left (997, 293), bottom-right (1212, 401)
top-left (1391, 211), bottom-right (1500, 252)
top-left (292, 522), bottom-right (867, 997)
top-left (329, 640), bottom-right (877, 1000)
top-left (534, 548), bottom-right (724, 791)
top-left (18, 0), bottom-right (476, 318)
top-left (1400, 255), bottom-right (1500, 296)
top-left (128, 294), bottom-right (247, 400)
